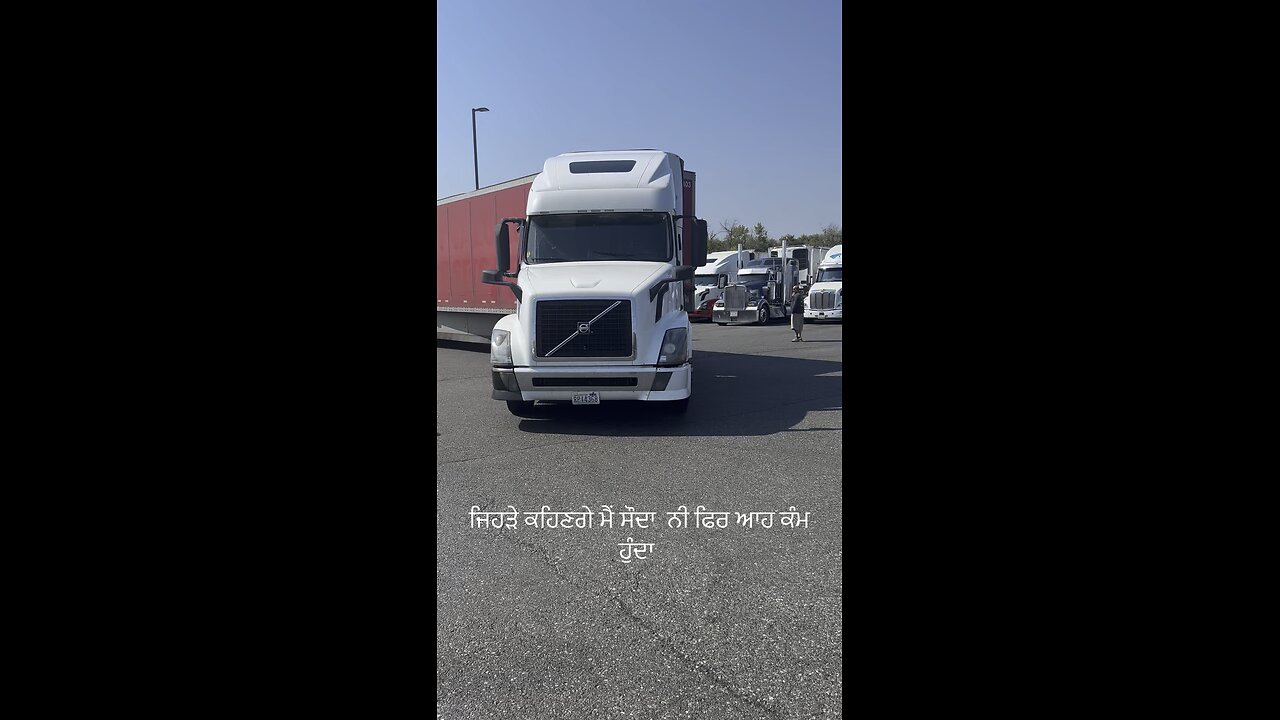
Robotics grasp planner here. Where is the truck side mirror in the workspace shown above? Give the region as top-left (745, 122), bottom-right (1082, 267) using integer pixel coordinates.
top-left (482, 218), bottom-right (525, 301)
top-left (495, 222), bottom-right (511, 273)
top-left (692, 219), bottom-right (708, 267)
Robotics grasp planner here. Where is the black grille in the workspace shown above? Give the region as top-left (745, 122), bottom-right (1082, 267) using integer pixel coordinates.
top-left (531, 377), bottom-right (638, 387)
top-left (535, 300), bottom-right (632, 358)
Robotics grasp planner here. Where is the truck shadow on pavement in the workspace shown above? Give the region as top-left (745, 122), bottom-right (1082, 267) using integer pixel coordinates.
top-left (515, 350), bottom-right (842, 437)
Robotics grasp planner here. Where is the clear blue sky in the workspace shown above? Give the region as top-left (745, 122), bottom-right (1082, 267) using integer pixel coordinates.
top-left (437, 0), bottom-right (842, 239)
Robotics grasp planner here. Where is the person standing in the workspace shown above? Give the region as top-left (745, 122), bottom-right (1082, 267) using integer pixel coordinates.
top-left (789, 284), bottom-right (805, 341)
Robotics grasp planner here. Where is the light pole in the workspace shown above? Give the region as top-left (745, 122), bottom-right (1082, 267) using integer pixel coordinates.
top-left (472, 107), bottom-right (489, 190)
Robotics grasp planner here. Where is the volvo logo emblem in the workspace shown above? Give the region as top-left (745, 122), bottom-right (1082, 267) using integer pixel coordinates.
top-left (577, 322), bottom-right (592, 334)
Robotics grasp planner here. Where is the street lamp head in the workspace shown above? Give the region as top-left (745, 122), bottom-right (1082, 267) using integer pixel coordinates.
top-left (474, 107), bottom-right (489, 112)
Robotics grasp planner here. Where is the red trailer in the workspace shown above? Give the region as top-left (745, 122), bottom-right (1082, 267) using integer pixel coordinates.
top-left (436, 167), bottom-right (697, 343)
top-left (436, 175), bottom-right (536, 343)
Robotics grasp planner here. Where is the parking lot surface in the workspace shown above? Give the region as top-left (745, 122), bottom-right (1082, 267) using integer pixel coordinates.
top-left (437, 320), bottom-right (843, 719)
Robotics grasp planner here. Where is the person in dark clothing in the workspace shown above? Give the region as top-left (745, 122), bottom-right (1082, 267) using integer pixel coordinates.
top-left (789, 285), bottom-right (805, 341)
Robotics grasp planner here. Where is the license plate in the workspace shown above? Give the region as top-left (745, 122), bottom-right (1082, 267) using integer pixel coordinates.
top-left (572, 392), bottom-right (600, 405)
top-left (729, 311), bottom-right (738, 318)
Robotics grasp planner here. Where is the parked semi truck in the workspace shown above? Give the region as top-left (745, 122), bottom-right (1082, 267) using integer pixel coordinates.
top-left (711, 259), bottom-right (797, 326)
top-left (690, 249), bottom-right (752, 321)
top-left (804, 243), bottom-right (842, 322)
top-left (482, 150), bottom-right (707, 416)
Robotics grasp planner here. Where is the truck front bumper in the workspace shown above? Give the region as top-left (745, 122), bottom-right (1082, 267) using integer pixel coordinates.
top-left (804, 307), bottom-right (842, 320)
top-left (712, 305), bottom-right (760, 324)
top-left (491, 363), bottom-right (691, 402)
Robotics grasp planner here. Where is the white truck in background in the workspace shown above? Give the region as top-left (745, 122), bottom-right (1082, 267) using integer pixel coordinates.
top-left (483, 150), bottom-right (708, 416)
top-left (769, 245), bottom-right (829, 286)
top-left (690, 249), bottom-right (753, 321)
top-left (804, 243), bottom-right (842, 322)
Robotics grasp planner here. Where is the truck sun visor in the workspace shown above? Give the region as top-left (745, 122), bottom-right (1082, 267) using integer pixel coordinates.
top-left (569, 161), bottom-right (636, 174)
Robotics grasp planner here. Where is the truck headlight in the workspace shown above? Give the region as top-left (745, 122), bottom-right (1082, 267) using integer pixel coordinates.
top-left (836, 289), bottom-right (842, 307)
top-left (491, 329), bottom-right (512, 366)
top-left (658, 327), bottom-right (688, 366)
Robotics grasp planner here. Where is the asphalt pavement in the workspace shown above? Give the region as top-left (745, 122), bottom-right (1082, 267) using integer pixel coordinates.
top-left (437, 318), bottom-right (843, 719)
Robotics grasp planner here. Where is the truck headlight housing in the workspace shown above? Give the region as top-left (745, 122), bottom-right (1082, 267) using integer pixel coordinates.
top-left (836, 289), bottom-right (842, 307)
top-left (491, 329), bottom-right (512, 366)
top-left (658, 327), bottom-right (688, 366)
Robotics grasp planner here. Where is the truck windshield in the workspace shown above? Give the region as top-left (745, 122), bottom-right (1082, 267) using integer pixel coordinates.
top-left (694, 274), bottom-right (717, 286)
top-left (526, 213), bottom-right (672, 264)
top-left (818, 268), bottom-right (843, 283)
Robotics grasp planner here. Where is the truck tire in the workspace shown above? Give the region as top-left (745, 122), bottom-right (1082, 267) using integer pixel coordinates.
top-left (664, 397), bottom-right (689, 414)
top-left (506, 400), bottom-right (538, 417)
top-left (757, 305), bottom-right (769, 325)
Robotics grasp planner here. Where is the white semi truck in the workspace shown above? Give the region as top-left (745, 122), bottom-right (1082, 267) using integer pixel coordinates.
top-left (804, 243), bottom-right (842, 322)
top-left (482, 150), bottom-right (708, 416)
top-left (690, 249), bottom-right (752, 321)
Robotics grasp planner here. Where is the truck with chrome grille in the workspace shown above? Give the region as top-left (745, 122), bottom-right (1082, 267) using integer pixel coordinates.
top-left (712, 256), bottom-right (797, 326)
top-left (482, 150), bottom-right (708, 416)
top-left (803, 243), bottom-right (843, 322)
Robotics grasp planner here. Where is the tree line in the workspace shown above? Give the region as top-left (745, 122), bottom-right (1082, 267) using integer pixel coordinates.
top-left (705, 221), bottom-right (841, 254)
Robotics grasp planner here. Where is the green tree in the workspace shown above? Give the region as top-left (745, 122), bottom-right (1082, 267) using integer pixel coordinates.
top-left (753, 223), bottom-right (770, 252)
top-left (704, 227), bottom-right (727, 254)
top-left (707, 236), bottom-right (734, 254)
top-left (719, 219), bottom-right (751, 251)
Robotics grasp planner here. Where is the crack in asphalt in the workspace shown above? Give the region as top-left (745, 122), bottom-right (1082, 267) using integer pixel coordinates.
top-left (478, 523), bottom-right (784, 719)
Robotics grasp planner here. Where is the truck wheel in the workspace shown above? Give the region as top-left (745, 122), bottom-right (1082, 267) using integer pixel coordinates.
top-left (506, 400), bottom-right (538, 417)
top-left (664, 397), bottom-right (689, 414)
top-left (757, 305), bottom-right (769, 325)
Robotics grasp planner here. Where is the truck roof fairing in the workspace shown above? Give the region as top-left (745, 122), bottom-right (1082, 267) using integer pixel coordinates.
top-left (527, 150), bottom-right (683, 216)
top-left (819, 244), bottom-right (843, 268)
